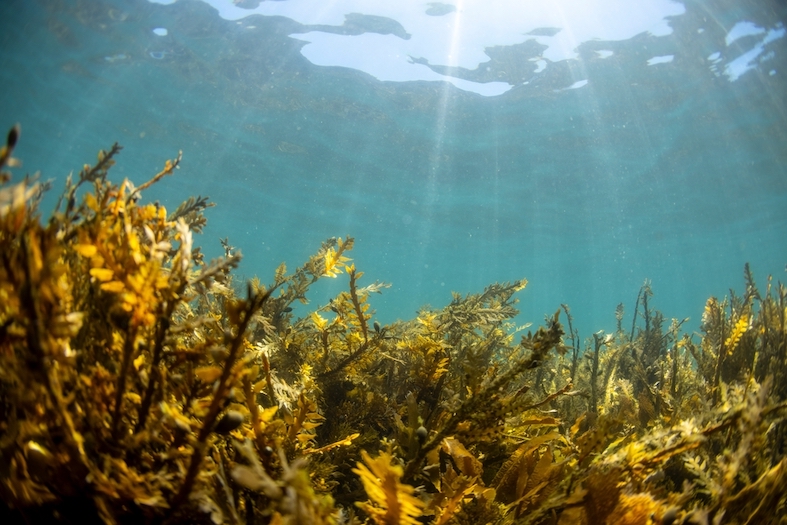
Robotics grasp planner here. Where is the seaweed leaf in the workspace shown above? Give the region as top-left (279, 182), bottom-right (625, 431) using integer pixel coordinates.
top-left (353, 449), bottom-right (425, 525)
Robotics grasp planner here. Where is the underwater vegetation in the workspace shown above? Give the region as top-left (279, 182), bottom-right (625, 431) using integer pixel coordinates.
top-left (1, 123), bottom-right (786, 525)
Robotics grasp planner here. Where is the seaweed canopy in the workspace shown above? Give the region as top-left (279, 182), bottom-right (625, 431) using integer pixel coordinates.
top-left (0, 126), bottom-right (347, 523)
top-left (2, 123), bottom-right (787, 525)
top-left (0, 125), bottom-right (568, 524)
top-left (536, 278), bottom-right (787, 525)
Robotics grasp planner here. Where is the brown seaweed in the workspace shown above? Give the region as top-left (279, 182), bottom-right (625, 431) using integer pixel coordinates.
top-left (1, 125), bottom-right (786, 524)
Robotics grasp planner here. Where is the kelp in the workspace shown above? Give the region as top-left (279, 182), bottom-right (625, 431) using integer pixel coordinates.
top-left (1, 124), bottom-right (787, 524)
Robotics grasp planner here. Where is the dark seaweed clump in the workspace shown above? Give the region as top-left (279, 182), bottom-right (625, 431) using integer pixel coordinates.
top-left (1, 125), bottom-right (786, 525)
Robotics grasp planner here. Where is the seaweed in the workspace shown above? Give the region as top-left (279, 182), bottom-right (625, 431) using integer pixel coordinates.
top-left (1, 124), bottom-right (787, 524)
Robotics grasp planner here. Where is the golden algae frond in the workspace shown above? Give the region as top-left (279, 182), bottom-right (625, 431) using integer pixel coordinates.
top-left (1, 125), bottom-right (787, 525)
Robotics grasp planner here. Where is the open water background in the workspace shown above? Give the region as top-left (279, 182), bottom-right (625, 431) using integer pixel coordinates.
top-left (1, 0), bottom-right (785, 341)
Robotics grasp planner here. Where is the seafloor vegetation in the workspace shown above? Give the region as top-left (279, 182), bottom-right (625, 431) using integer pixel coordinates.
top-left (1, 124), bottom-right (786, 525)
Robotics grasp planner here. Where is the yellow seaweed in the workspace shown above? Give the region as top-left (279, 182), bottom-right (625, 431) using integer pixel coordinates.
top-left (1, 124), bottom-right (786, 525)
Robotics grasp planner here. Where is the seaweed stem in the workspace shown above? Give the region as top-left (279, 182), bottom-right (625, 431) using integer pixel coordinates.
top-left (166, 285), bottom-right (271, 518)
top-left (111, 325), bottom-right (138, 442)
top-left (590, 331), bottom-right (604, 419)
top-left (348, 265), bottom-right (368, 343)
top-left (134, 304), bottom-right (173, 434)
top-left (131, 150), bottom-right (182, 198)
top-left (561, 304), bottom-right (579, 382)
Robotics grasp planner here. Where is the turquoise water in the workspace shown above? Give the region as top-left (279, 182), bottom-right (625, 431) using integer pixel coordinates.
top-left (1, 0), bottom-right (785, 339)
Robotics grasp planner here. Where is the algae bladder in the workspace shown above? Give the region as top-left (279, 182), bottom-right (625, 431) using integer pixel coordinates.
top-left (1, 124), bottom-right (787, 524)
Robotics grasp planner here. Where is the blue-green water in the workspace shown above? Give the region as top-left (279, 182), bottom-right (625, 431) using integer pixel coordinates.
top-left (1, 0), bottom-right (785, 340)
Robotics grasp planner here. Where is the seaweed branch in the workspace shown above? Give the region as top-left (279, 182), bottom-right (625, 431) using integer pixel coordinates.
top-left (167, 285), bottom-right (272, 517)
top-left (404, 310), bottom-right (564, 480)
top-left (348, 265), bottom-right (369, 343)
